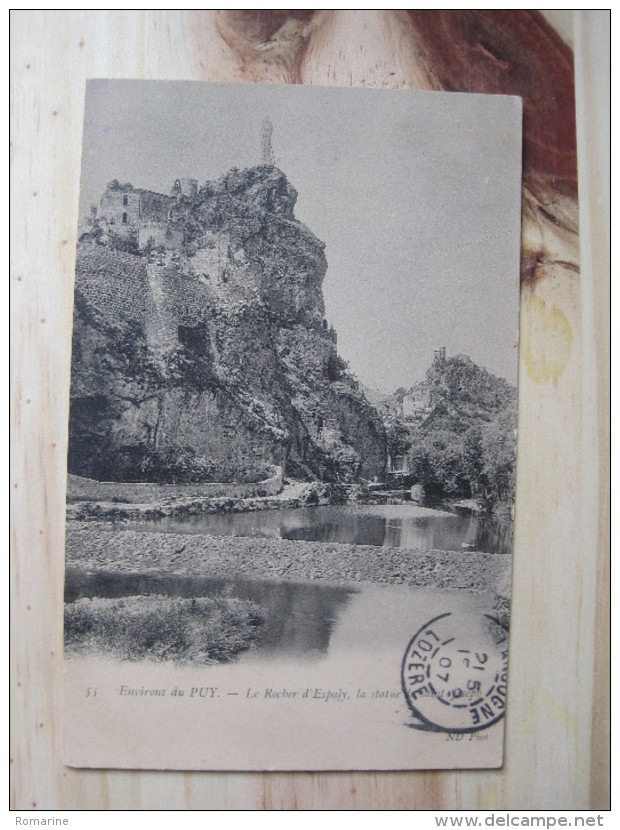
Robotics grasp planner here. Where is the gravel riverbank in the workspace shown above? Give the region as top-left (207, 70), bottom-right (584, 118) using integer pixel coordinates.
top-left (66, 523), bottom-right (510, 595)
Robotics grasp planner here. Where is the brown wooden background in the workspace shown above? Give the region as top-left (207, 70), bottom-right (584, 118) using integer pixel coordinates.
top-left (10, 11), bottom-right (610, 810)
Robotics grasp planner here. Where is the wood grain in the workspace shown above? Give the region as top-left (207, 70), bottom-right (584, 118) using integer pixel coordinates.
top-left (10, 10), bottom-right (609, 810)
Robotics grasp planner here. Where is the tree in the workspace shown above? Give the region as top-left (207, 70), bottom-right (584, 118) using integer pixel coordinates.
top-left (481, 408), bottom-right (517, 507)
top-left (385, 418), bottom-right (412, 460)
top-left (409, 429), bottom-right (471, 498)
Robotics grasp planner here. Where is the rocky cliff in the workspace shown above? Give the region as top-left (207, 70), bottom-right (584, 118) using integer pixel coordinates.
top-left (380, 354), bottom-right (517, 508)
top-left (69, 165), bottom-right (386, 484)
top-left (422, 354), bottom-right (516, 428)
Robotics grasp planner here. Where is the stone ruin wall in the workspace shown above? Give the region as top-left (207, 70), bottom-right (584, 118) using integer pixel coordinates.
top-left (143, 261), bottom-right (216, 352)
top-left (77, 235), bottom-right (252, 358)
top-left (138, 189), bottom-right (173, 223)
top-left (75, 245), bottom-right (152, 329)
top-left (98, 187), bottom-right (141, 232)
top-left (96, 184), bottom-right (180, 247)
top-left (138, 224), bottom-right (184, 250)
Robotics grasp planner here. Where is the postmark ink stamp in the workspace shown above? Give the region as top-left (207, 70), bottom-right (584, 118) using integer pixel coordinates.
top-left (401, 611), bottom-right (508, 733)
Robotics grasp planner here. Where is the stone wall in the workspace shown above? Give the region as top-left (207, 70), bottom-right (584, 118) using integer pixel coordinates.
top-left (99, 185), bottom-right (140, 236)
top-left (138, 189), bottom-right (173, 223)
top-left (138, 224), bottom-right (184, 250)
top-left (67, 466), bottom-right (283, 503)
top-left (75, 245), bottom-right (151, 327)
top-left (172, 178), bottom-right (198, 199)
top-left (191, 233), bottom-right (229, 282)
top-left (98, 183), bottom-right (175, 244)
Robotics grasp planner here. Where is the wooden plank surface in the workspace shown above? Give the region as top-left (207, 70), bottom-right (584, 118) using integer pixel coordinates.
top-left (10, 10), bottom-right (610, 810)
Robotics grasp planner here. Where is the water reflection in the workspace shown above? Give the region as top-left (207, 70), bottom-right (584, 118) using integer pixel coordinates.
top-left (129, 504), bottom-right (512, 554)
top-left (65, 568), bottom-right (357, 659)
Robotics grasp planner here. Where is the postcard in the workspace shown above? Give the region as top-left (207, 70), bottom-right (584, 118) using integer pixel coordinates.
top-left (63, 80), bottom-right (522, 770)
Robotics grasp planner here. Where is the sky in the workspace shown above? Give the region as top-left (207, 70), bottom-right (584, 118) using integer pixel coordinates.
top-left (79, 80), bottom-right (523, 391)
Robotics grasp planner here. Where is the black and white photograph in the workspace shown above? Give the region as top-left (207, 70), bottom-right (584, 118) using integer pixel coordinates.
top-left (63, 79), bottom-right (522, 770)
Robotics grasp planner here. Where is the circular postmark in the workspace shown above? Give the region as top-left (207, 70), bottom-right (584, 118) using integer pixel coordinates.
top-left (401, 611), bottom-right (508, 733)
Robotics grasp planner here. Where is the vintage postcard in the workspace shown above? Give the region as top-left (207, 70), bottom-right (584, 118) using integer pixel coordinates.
top-left (63, 80), bottom-right (522, 770)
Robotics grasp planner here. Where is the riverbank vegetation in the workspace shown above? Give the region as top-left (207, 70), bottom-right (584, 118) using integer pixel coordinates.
top-left (383, 354), bottom-right (517, 517)
top-left (407, 407), bottom-right (517, 512)
top-left (64, 594), bottom-right (263, 664)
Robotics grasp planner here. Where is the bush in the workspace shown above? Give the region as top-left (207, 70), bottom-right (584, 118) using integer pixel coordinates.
top-left (326, 352), bottom-right (348, 381)
top-left (64, 594), bottom-right (263, 664)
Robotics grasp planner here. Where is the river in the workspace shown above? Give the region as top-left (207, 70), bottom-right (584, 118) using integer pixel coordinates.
top-left (64, 567), bottom-right (501, 663)
top-left (65, 501), bottom-right (510, 666)
top-left (128, 502), bottom-right (512, 554)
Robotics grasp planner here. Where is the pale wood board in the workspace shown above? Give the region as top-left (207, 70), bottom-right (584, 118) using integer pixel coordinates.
top-left (10, 10), bottom-right (610, 810)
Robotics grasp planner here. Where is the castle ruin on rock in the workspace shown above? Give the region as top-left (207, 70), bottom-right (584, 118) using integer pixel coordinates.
top-left (86, 177), bottom-right (197, 253)
top-left (70, 139), bottom-right (387, 487)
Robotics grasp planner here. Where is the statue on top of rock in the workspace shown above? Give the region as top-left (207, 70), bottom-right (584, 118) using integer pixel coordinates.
top-left (261, 116), bottom-right (275, 167)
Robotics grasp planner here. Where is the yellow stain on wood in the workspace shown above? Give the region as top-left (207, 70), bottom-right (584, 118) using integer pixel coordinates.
top-left (521, 295), bottom-right (572, 383)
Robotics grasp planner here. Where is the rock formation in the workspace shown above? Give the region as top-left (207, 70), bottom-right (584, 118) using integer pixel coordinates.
top-left (379, 352), bottom-right (517, 509)
top-left (69, 165), bottom-right (387, 484)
